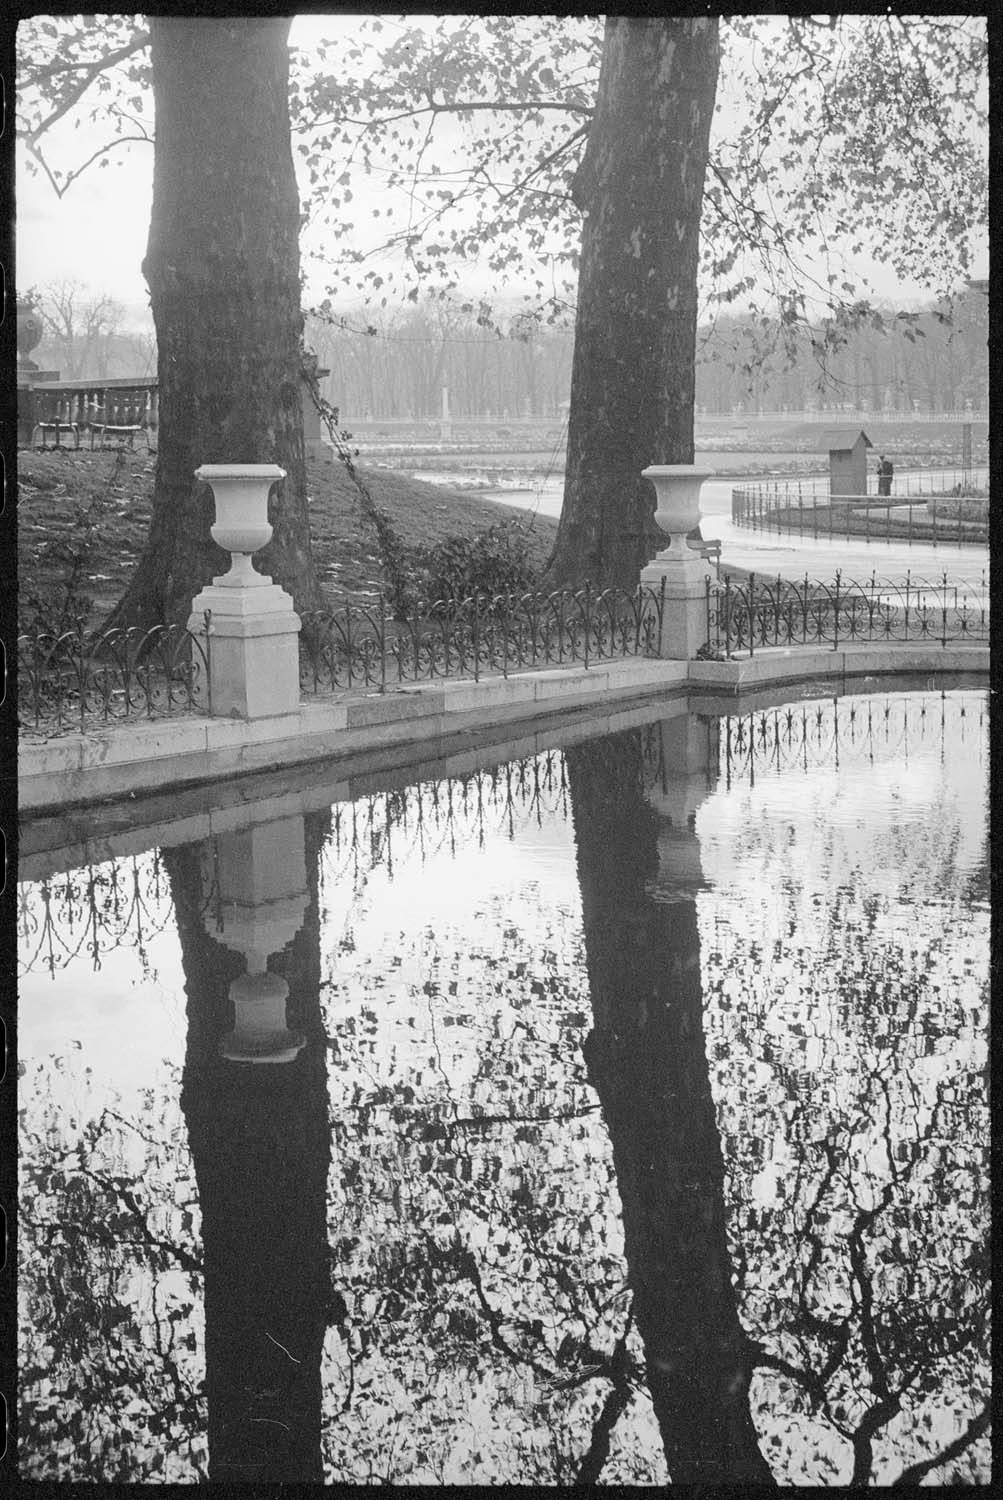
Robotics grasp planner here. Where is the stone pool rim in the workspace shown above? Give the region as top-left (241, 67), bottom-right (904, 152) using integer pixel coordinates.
top-left (18, 642), bottom-right (988, 815)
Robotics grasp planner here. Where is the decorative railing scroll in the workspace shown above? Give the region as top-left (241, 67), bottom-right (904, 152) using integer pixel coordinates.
top-left (299, 585), bottom-right (665, 695)
top-left (18, 619), bottom-right (212, 735)
top-left (705, 571), bottom-right (988, 659)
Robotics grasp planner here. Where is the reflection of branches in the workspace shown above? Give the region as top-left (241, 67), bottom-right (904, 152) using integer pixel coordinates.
top-left (573, 1321), bottom-right (636, 1484)
top-left (458, 1239), bottom-right (552, 1379)
top-left (890, 1403), bottom-right (991, 1488)
top-left (745, 1067), bottom-right (987, 1483)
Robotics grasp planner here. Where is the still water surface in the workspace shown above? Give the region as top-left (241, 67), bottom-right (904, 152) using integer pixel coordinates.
top-left (18, 688), bottom-right (989, 1485)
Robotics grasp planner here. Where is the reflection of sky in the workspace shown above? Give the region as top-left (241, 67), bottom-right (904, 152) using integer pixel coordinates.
top-left (17, 689), bottom-right (990, 1485)
top-left (18, 917), bottom-right (187, 1108)
top-left (700, 692), bottom-right (988, 898)
top-left (694, 692), bottom-right (989, 1486)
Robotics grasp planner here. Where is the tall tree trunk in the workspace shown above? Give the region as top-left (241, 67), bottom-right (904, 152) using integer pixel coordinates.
top-left (546, 18), bottom-right (720, 589)
top-left (106, 18), bottom-right (322, 631)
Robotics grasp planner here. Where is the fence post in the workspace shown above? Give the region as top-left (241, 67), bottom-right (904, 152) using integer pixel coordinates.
top-left (501, 594), bottom-right (510, 678)
top-left (748, 571), bottom-right (755, 658)
top-left (833, 569), bottom-right (841, 651)
top-left (379, 594), bottom-right (387, 693)
top-left (583, 579), bottom-right (592, 669)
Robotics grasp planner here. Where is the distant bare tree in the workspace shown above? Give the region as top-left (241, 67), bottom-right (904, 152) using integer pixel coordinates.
top-left (35, 279), bottom-right (126, 379)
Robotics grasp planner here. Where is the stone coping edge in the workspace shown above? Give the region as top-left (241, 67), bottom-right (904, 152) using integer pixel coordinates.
top-left (19, 643), bottom-right (989, 813)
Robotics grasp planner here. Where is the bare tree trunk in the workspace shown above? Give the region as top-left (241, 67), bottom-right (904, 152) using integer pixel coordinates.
top-left (106, 18), bottom-right (321, 631)
top-left (546, 18), bottom-right (720, 589)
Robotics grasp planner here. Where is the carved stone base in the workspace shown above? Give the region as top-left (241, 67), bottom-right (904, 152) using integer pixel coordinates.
top-left (640, 553), bottom-right (711, 660)
top-left (188, 581), bottom-right (302, 719)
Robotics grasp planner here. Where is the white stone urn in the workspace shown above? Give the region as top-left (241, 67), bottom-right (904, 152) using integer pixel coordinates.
top-left (221, 966), bottom-right (306, 1065)
top-left (643, 464), bottom-right (713, 562)
top-left (196, 462), bottom-right (286, 587)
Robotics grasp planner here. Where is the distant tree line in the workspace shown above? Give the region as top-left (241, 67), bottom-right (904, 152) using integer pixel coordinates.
top-left (305, 290), bottom-right (988, 423)
top-left (27, 278), bottom-right (987, 426)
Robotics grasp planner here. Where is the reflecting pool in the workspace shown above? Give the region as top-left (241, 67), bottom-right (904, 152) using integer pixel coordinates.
top-left (18, 687), bottom-right (990, 1485)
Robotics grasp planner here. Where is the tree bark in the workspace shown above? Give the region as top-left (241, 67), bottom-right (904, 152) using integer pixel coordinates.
top-left (545, 18), bottom-right (720, 589)
top-left (106, 18), bottom-right (322, 631)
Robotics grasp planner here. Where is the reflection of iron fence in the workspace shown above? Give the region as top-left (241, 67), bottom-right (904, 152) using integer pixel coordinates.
top-left (717, 691), bottom-right (986, 788)
top-left (706, 571), bottom-right (988, 658)
top-left (18, 852), bottom-right (174, 978)
top-left (19, 847), bottom-right (222, 979)
top-left (19, 751), bottom-right (574, 977)
top-left (322, 750), bottom-right (573, 893)
top-left (732, 469), bottom-right (989, 545)
top-left (299, 585), bottom-right (665, 694)
top-left (19, 692), bottom-right (986, 977)
top-left (18, 619), bottom-right (211, 734)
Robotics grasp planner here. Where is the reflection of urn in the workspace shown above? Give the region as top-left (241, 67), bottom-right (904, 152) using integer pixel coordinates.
top-left (200, 814), bottom-right (309, 1063)
top-left (16, 300), bottom-right (44, 368)
top-left (223, 970), bottom-right (304, 1064)
top-left (197, 463), bottom-right (286, 588)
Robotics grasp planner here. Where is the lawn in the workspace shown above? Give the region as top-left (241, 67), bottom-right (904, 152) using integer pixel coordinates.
top-left (17, 447), bottom-right (561, 632)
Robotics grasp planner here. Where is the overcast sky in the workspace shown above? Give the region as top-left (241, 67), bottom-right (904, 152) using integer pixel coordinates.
top-left (15, 14), bottom-right (988, 328)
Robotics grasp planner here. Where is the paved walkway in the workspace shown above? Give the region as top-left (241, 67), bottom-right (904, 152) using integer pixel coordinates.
top-left (707, 514), bottom-right (988, 588)
top-left (695, 476), bottom-right (988, 587)
top-left (488, 474), bottom-right (989, 591)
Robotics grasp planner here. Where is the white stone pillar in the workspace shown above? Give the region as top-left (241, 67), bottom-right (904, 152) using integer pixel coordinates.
top-left (639, 465), bottom-right (714, 660)
top-left (198, 814), bottom-right (309, 1064)
top-left (187, 464), bottom-right (302, 719)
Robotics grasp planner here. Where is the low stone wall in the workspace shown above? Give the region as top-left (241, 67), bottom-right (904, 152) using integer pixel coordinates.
top-left (19, 643), bottom-right (988, 814)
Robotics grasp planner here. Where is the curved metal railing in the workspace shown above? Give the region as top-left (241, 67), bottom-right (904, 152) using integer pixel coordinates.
top-left (731, 467), bottom-right (989, 545)
top-left (18, 620), bottom-right (212, 734)
top-left (705, 571), bottom-right (988, 658)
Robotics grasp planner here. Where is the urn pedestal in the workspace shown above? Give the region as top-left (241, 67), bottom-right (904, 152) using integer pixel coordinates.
top-left (187, 464), bottom-right (302, 719)
top-left (639, 465), bottom-right (714, 661)
top-left (199, 814), bottom-right (309, 1064)
top-left (644, 714), bottom-right (720, 904)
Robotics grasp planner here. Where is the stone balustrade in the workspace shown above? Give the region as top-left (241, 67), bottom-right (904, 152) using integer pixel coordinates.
top-left (18, 376), bottom-right (159, 449)
top-left (19, 369), bottom-right (330, 456)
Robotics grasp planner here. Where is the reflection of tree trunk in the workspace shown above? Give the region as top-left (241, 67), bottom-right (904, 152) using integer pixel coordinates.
top-left (567, 731), bottom-right (774, 1486)
top-left (165, 811), bottom-right (331, 1485)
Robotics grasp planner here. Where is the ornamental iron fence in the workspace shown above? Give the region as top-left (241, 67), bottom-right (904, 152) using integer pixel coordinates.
top-left (705, 571), bottom-right (988, 659)
top-left (299, 585), bottom-right (665, 695)
top-left (18, 619), bottom-right (212, 735)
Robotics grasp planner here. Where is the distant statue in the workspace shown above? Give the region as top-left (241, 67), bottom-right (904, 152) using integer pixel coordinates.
top-left (877, 454), bottom-right (894, 497)
top-left (17, 298), bottom-right (44, 371)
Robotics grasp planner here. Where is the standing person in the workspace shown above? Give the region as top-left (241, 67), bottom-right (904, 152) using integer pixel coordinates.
top-left (877, 454), bottom-right (894, 496)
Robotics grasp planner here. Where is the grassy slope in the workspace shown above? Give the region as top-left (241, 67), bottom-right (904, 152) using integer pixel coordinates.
top-left (16, 448), bottom-right (560, 630)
